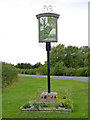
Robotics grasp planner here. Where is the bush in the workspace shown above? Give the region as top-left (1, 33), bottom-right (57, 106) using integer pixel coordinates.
top-left (36, 66), bottom-right (47, 75)
top-left (53, 61), bottom-right (66, 76)
top-left (2, 62), bottom-right (18, 87)
top-left (27, 69), bottom-right (36, 75)
top-left (64, 68), bottom-right (76, 76)
top-left (21, 69), bottom-right (25, 74)
top-left (40, 103), bottom-right (48, 108)
top-left (62, 95), bottom-right (67, 99)
top-left (75, 67), bottom-right (88, 76)
top-left (59, 98), bottom-right (73, 109)
top-left (17, 68), bottom-right (36, 75)
top-left (23, 103), bottom-right (31, 109)
top-left (33, 103), bottom-right (39, 110)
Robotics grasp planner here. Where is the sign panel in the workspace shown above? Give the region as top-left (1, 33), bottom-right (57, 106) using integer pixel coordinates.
top-left (39, 16), bottom-right (57, 42)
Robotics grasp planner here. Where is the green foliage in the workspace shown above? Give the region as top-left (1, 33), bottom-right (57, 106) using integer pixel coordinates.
top-left (16, 62), bottom-right (42, 69)
top-left (40, 103), bottom-right (48, 108)
top-left (50, 44), bottom-right (65, 66)
top-left (33, 103), bottom-right (39, 110)
top-left (59, 98), bottom-right (73, 109)
top-left (17, 68), bottom-right (36, 75)
top-left (23, 103), bottom-right (31, 109)
top-left (54, 61), bottom-right (66, 76)
top-left (2, 62), bottom-right (18, 87)
top-left (75, 67), bottom-right (88, 76)
top-left (50, 44), bottom-right (88, 76)
top-left (36, 65), bottom-right (47, 75)
top-left (53, 102), bottom-right (60, 109)
top-left (27, 69), bottom-right (36, 75)
top-left (32, 62), bottom-right (42, 69)
top-left (64, 68), bottom-right (76, 76)
top-left (15, 63), bottom-right (32, 69)
top-left (16, 44), bottom-right (88, 77)
top-left (22, 101), bottom-right (72, 111)
top-left (64, 46), bottom-right (80, 68)
top-left (62, 95), bottom-right (67, 99)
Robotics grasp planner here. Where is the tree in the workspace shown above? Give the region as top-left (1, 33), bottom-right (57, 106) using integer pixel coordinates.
top-left (15, 63), bottom-right (32, 69)
top-left (32, 62), bottom-right (42, 69)
top-left (53, 61), bottom-right (66, 76)
top-left (64, 46), bottom-right (80, 68)
top-left (50, 44), bottom-right (65, 66)
top-left (79, 46), bottom-right (88, 67)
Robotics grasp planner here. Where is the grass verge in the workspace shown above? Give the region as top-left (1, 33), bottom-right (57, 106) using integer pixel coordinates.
top-left (2, 77), bottom-right (88, 118)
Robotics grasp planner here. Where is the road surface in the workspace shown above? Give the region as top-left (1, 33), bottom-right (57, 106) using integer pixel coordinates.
top-left (18, 74), bottom-right (89, 82)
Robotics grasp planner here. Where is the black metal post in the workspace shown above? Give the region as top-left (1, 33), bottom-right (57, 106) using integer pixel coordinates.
top-left (46, 42), bottom-right (51, 93)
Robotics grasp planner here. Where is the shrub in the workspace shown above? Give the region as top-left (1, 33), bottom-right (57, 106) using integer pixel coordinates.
top-left (59, 98), bottom-right (73, 109)
top-left (23, 103), bottom-right (31, 109)
top-left (2, 62), bottom-right (18, 87)
top-left (59, 99), bottom-right (65, 107)
top-left (75, 67), bottom-right (88, 76)
top-left (54, 61), bottom-right (66, 76)
top-left (28, 69), bottom-right (36, 75)
top-left (21, 69), bottom-right (25, 74)
top-left (62, 95), bottom-right (67, 99)
top-left (33, 102), bottom-right (39, 110)
top-left (36, 66), bottom-right (47, 75)
top-left (40, 103), bottom-right (48, 108)
top-left (64, 68), bottom-right (76, 76)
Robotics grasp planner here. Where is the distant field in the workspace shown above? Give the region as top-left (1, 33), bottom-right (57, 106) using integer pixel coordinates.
top-left (2, 77), bottom-right (88, 118)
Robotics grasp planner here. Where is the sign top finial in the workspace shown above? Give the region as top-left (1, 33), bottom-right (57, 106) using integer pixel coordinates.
top-left (42, 5), bottom-right (54, 13)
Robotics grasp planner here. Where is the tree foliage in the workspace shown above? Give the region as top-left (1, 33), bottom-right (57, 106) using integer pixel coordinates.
top-left (15, 62), bottom-right (42, 69)
top-left (16, 44), bottom-right (88, 77)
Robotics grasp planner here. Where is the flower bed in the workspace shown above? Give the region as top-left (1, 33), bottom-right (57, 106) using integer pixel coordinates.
top-left (20, 98), bottom-right (73, 112)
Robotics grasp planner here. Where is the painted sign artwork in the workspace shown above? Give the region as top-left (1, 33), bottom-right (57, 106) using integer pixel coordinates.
top-left (39, 17), bottom-right (57, 42)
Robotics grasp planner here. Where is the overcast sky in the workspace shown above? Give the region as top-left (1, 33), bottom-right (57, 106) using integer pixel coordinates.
top-left (0, 0), bottom-right (88, 65)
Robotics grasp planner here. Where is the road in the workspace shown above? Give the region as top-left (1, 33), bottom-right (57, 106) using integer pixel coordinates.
top-left (18, 74), bottom-right (89, 82)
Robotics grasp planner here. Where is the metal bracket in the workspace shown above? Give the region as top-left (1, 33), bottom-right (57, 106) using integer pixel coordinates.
top-left (46, 42), bottom-right (51, 51)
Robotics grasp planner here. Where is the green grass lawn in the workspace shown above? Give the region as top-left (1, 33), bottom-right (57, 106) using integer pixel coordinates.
top-left (2, 76), bottom-right (88, 118)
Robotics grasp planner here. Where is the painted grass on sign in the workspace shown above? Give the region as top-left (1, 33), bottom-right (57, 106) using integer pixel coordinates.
top-left (2, 77), bottom-right (88, 118)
